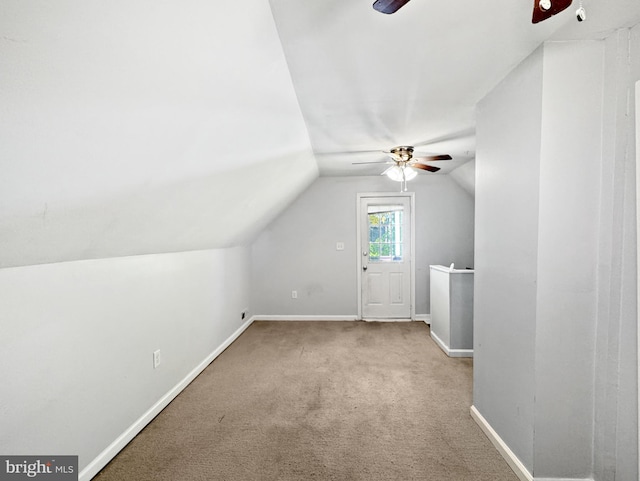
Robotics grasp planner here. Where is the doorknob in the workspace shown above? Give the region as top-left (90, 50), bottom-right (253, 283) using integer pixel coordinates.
top-left (363, 265), bottom-right (368, 271)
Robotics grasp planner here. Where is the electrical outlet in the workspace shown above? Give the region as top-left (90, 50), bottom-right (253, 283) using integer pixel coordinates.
top-left (153, 349), bottom-right (161, 369)
top-left (291, 290), bottom-right (298, 299)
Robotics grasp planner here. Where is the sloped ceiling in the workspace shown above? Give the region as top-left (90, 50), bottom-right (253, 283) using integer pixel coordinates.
top-left (269, 0), bottom-right (640, 177)
top-left (269, 0), bottom-right (563, 176)
top-left (0, 0), bottom-right (317, 267)
top-left (2, 0), bottom-right (639, 268)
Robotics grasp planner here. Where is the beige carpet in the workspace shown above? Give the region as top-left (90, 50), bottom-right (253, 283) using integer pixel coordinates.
top-left (94, 321), bottom-right (517, 481)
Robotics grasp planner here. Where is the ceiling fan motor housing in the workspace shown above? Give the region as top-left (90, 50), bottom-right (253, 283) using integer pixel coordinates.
top-left (390, 146), bottom-right (414, 162)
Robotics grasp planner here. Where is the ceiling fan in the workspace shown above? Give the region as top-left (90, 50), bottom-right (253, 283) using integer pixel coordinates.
top-left (372, 0), bottom-right (411, 14)
top-left (352, 145), bottom-right (452, 191)
top-left (532, 0), bottom-right (573, 23)
top-left (373, 0), bottom-right (576, 23)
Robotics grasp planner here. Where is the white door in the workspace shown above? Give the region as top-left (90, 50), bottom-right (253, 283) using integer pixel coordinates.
top-left (359, 195), bottom-right (412, 320)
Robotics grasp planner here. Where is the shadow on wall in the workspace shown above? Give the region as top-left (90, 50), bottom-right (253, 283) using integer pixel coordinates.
top-left (0, 150), bottom-right (319, 268)
top-left (449, 160), bottom-right (475, 197)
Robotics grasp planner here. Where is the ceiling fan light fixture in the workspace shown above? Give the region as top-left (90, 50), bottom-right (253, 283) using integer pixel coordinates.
top-left (385, 165), bottom-right (417, 182)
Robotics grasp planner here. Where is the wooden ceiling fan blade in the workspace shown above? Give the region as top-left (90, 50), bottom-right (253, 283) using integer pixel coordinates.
top-left (372, 0), bottom-right (411, 14)
top-left (412, 154), bottom-right (453, 162)
top-left (532, 0), bottom-right (572, 23)
top-left (412, 164), bottom-right (441, 173)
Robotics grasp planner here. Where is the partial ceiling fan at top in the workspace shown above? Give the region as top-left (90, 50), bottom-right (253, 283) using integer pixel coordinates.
top-left (372, 0), bottom-right (411, 14)
top-left (532, 0), bottom-right (574, 23)
top-left (373, 0), bottom-right (576, 23)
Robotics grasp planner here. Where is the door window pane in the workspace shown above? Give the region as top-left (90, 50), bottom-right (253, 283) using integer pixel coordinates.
top-left (368, 205), bottom-right (403, 262)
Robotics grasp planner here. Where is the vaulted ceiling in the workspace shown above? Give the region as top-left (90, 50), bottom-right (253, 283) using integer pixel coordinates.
top-left (0, 0), bottom-right (316, 267)
top-left (1, 0), bottom-right (639, 267)
top-left (270, 0), bottom-right (640, 176)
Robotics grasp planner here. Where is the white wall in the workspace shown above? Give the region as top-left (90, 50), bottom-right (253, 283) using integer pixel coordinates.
top-left (0, 246), bottom-right (251, 478)
top-left (474, 46), bottom-right (543, 471)
top-left (474, 28), bottom-right (639, 480)
top-left (533, 39), bottom-right (603, 478)
top-left (449, 160), bottom-right (476, 197)
top-left (592, 25), bottom-right (640, 481)
top-left (250, 175), bottom-right (474, 318)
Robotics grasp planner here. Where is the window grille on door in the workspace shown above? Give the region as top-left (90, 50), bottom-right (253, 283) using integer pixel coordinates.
top-left (368, 205), bottom-right (404, 263)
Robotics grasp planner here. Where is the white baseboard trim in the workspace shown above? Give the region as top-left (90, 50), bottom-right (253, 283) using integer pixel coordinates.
top-left (362, 318), bottom-right (412, 322)
top-left (470, 405), bottom-right (533, 481)
top-left (79, 316), bottom-right (255, 481)
top-left (448, 348), bottom-right (473, 358)
top-left (254, 315), bottom-right (431, 323)
top-left (535, 479), bottom-right (593, 481)
top-left (253, 315), bottom-right (359, 321)
top-left (430, 330), bottom-right (473, 358)
top-left (414, 314), bottom-right (431, 324)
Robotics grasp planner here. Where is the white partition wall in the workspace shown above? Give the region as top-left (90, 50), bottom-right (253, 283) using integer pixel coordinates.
top-left (474, 32), bottom-right (639, 480)
top-left (430, 265), bottom-right (474, 357)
